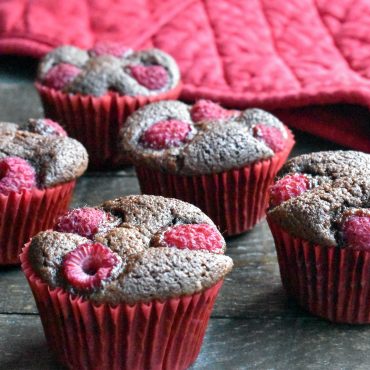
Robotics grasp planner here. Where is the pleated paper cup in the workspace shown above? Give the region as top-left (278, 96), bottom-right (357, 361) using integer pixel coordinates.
top-left (21, 242), bottom-right (223, 370)
top-left (136, 129), bottom-right (294, 236)
top-left (268, 218), bottom-right (370, 324)
top-left (36, 83), bottom-right (182, 170)
top-left (0, 181), bottom-right (75, 265)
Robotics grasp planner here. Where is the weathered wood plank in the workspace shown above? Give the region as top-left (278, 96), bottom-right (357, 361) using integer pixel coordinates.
top-left (72, 175), bottom-right (140, 208)
top-left (0, 58), bottom-right (353, 370)
top-left (2, 314), bottom-right (370, 370)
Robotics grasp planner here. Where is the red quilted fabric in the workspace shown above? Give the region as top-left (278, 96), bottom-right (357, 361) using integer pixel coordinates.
top-left (0, 0), bottom-right (369, 151)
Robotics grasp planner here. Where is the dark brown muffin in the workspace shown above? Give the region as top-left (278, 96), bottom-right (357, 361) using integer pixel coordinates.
top-left (37, 45), bottom-right (180, 97)
top-left (0, 119), bottom-right (88, 187)
top-left (121, 100), bottom-right (290, 175)
top-left (28, 195), bottom-right (233, 305)
top-left (268, 151), bottom-right (370, 247)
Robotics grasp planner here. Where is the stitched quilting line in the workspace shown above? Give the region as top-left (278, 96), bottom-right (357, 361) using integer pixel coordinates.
top-left (312, 0), bottom-right (368, 80)
top-left (24, 0), bottom-right (33, 31)
top-left (258, 0), bottom-right (302, 88)
top-left (201, 0), bottom-right (231, 87)
top-left (132, 0), bottom-right (196, 49)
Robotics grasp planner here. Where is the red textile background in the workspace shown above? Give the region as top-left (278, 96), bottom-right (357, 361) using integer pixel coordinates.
top-left (0, 0), bottom-right (369, 151)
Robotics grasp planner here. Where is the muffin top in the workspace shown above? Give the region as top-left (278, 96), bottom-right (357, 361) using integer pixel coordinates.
top-left (28, 195), bottom-right (233, 305)
top-left (0, 119), bottom-right (88, 190)
top-left (267, 151), bottom-right (370, 248)
top-left (121, 100), bottom-right (290, 175)
top-left (37, 43), bottom-right (180, 97)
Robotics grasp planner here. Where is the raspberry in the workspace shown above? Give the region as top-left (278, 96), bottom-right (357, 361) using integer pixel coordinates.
top-left (342, 214), bottom-right (370, 251)
top-left (269, 174), bottom-right (309, 207)
top-left (129, 65), bottom-right (168, 90)
top-left (55, 208), bottom-right (120, 239)
top-left (190, 100), bottom-right (231, 123)
top-left (43, 63), bottom-right (81, 90)
top-left (163, 224), bottom-right (224, 253)
top-left (28, 118), bottom-right (67, 137)
top-left (0, 157), bottom-right (36, 196)
top-left (253, 124), bottom-right (285, 152)
top-left (90, 41), bottom-right (132, 57)
top-left (140, 119), bottom-right (191, 150)
top-left (63, 242), bottom-right (120, 291)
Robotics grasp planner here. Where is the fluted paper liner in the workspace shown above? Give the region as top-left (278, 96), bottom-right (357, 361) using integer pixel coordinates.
top-left (136, 129), bottom-right (294, 236)
top-left (21, 243), bottom-right (223, 369)
top-left (268, 218), bottom-right (370, 324)
top-left (0, 181), bottom-right (75, 265)
top-left (36, 83), bottom-right (182, 170)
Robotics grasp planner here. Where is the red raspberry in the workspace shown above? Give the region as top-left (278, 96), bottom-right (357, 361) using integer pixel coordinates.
top-left (0, 157), bottom-right (36, 196)
top-left (28, 118), bottom-right (67, 137)
top-left (253, 124), bottom-right (285, 153)
top-left (55, 208), bottom-right (119, 239)
top-left (163, 224), bottom-right (224, 253)
top-left (42, 119), bottom-right (67, 136)
top-left (63, 242), bottom-right (120, 291)
top-left (269, 174), bottom-right (309, 207)
top-left (43, 63), bottom-right (81, 90)
top-left (190, 100), bottom-right (231, 123)
top-left (342, 214), bottom-right (370, 251)
top-left (129, 65), bottom-right (168, 90)
top-left (140, 119), bottom-right (191, 150)
top-left (90, 41), bottom-right (132, 57)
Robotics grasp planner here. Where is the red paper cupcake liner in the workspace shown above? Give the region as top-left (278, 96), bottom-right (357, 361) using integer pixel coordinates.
top-left (267, 218), bottom-right (370, 324)
top-left (36, 83), bottom-right (182, 170)
top-left (20, 243), bottom-right (223, 370)
top-left (0, 181), bottom-right (75, 265)
top-left (136, 129), bottom-right (294, 236)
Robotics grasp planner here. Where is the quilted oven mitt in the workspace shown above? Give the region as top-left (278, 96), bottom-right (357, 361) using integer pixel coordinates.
top-left (0, 0), bottom-right (369, 152)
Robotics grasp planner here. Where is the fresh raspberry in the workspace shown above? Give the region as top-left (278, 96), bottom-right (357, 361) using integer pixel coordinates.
top-left (63, 242), bottom-right (121, 291)
top-left (163, 224), bottom-right (224, 253)
top-left (55, 208), bottom-right (120, 239)
top-left (28, 118), bottom-right (67, 137)
top-left (0, 157), bottom-right (36, 196)
top-left (140, 119), bottom-right (191, 150)
top-left (43, 63), bottom-right (81, 90)
top-left (90, 41), bottom-right (132, 57)
top-left (253, 124), bottom-right (285, 152)
top-left (190, 100), bottom-right (231, 123)
top-left (269, 174), bottom-right (309, 207)
top-left (342, 213), bottom-right (370, 251)
top-left (129, 65), bottom-right (168, 90)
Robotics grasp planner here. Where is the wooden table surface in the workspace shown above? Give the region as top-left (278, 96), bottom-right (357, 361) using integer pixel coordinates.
top-left (1, 56), bottom-right (369, 370)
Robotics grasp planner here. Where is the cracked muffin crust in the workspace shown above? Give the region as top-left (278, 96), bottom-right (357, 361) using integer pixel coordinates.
top-left (121, 100), bottom-right (289, 175)
top-left (267, 151), bottom-right (370, 247)
top-left (37, 45), bottom-right (180, 97)
top-left (0, 120), bottom-right (88, 187)
top-left (28, 195), bottom-right (233, 305)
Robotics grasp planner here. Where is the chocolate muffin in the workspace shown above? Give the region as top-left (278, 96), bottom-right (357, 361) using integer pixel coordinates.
top-left (28, 195), bottom-right (232, 304)
top-left (35, 42), bottom-right (182, 169)
top-left (122, 100), bottom-right (289, 174)
top-left (267, 150), bottom-right (370, 247)
top-left (0, 118), bottom-right (88, 265)
top-left (22, 195), bottom-right (232, 369)
top-left (37, 44), bottom-right (180, 97)
top-left (121, 100), bottom-right (295, 235)
top-left (0, 119), bottom-right (88, 188)
top-left (267, 150), bottom-right (370, 323)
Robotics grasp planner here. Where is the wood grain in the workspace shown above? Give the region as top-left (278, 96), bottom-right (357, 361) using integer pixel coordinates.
top-left (2, 315), bottom-right (370, 370)
top-left (0, 63), bottom-right (363, 370)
